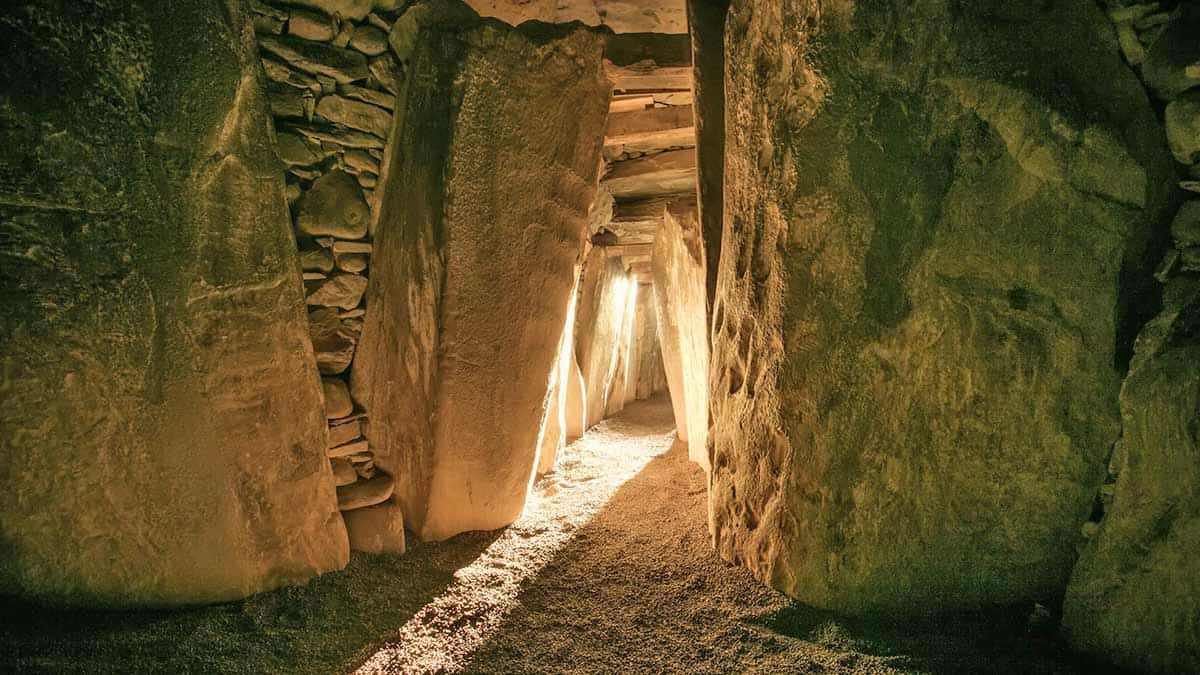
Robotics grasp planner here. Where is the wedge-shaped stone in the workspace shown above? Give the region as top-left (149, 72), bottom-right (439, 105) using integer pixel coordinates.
top-left (259, 34), bottom-right (370, 84)
top-left (316, 94), bottom-right (391, 138)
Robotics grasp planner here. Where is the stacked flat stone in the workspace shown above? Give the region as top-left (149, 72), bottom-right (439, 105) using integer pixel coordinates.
top-left (251, 0), bottom-right (406, 554)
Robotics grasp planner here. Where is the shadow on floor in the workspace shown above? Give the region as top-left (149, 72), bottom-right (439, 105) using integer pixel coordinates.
top-left (459, 439), bottom-right (1126, 675)
top-left (0, 529), bottom-right (501, 674)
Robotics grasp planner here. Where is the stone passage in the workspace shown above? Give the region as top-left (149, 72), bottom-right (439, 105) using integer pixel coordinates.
top-left (251, 0), bottom-right (408, 554)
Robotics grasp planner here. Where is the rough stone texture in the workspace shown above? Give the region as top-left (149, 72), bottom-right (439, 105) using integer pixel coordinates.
top-left (652, 205), bottom-right (709, 469)
top-left (704, 0), bottom-right (1175, 612)
top-left (322, 377), bottom-right (354, 418)
top-left (631, 288), bottom-right (668, 401)
top-left (336, 474), bottom-right (394, 511)
top-left (343, 498), bottom-right (407, 554)
top-left (308, 308), bottom-right (362, 374)
top-left (286, 0), bottom-right (404, 21)
top-left (316, 94), bottom-right (391, 138)
top-left (294, 170), bottom-right (370, 239)
top-left (1140, 5), bottom-right (1200, 102)
top-left (352, 10), bottom-right (609, 541)
top-left (306, 273), bottom-right (368, 309)
top-left (1165, 90), bottom-right (1200, 166)
top-left (463, 0), bottom-right (687, 34)
top-left (0, 0), bottom-right (348, 606)
top-left (604, 282), bottom-right (639, 420)
top-left (259, 34), bottom-right (370, 83)
top-left (564, 351), bottom-right (587, 441)
top-left (574, 254), bottom-right (634, 430)
top-left (1063, 277), bottom-right (1200, 673)
top-left (1174, 200), bottom-right (1200, 247)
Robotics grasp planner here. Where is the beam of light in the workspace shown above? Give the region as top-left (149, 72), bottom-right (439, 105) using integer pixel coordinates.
top-left (355, 411), bottom-right (676, 675)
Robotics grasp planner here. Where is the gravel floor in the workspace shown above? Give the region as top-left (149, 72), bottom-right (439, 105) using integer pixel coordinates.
top-left (1, 395), bottom-right (1119, 674)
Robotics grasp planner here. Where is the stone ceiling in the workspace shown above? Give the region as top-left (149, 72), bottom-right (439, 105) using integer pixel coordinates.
top-left (463, 0), bottom-right (688, 34)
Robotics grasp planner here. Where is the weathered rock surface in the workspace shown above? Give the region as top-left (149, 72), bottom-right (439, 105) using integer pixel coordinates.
top-left (564, 351), bottom-right (587, 441)
top-left (1173, 201), bottom-right (1200, 247)
top-left (343, 498), bottom-right (407, 554)
top-left (1165, 90), bottom-right (1200, 165)
top-left (286, 0), bottom-right (404, 21)
top-left (306, 273), bottom-right (368, 309)
top-left (1063, 278), bottom-right (1200, 673)
top-left (704, 0), bottom-right (1174, 612)
top-left (259, 34), bottom-right (370, 83)
top-left (322, 378), bottom-right (354, 419)
top-left (331, 458), bottom-right (359, 486)
top-left (336, 474), bottom-right (394, 511)
top-left (574, 255), bottom-right (633, 430)
top-left (1140, 5), bottom-right (1200, 101)
top-left (652, 204), bottom-right (708, 469)
top-left (294, 170), bottom-right (371, 239)
top-left (462, 0), bottom-right (687, 34)
top-left (352, 10), bottom-right (609, 541)
top-left (316, 94), bottom-right (391, 138)
top-left (0, 0), bottom-right (347, 606)
top-left (309, 308), bottom-right (362, 374)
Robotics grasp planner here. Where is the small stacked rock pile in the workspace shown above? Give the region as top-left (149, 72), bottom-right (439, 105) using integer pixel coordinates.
top-left (1083, 1), bottom-right (1200, 538)
top-left (250, 0), bottom-right (408, 552)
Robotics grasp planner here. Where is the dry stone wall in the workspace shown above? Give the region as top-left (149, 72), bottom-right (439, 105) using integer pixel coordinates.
top-left (1062, 3), bottom-right (1200, 672)
top-left (705, 0), bottom-right (1175, 613)
top-left (250, 0), bottom-right (410, 553)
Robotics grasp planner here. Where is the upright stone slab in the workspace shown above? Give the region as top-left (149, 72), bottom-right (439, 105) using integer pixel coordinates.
top-left (574, 254), bottom-right (634, 429)
top-left (1063, 278), bottom-right (1200, 674)
top-left (352, 6), bottom-right (609, 541)
top-left (651, 204), bottom-right (709, 469)
top-left (0, 0), bottom-right (347, 606)
top-left (704, 0), bottom-right (1175, 612)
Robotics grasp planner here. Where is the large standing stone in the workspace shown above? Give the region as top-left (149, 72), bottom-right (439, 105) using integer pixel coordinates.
top-left (294, 170), bottom-right (371, 239)
top-left (351, 7), bottom-right (609, 541)
top-left (1062, 278), bottom-right (1200, 674)
top-left (702, 0), bottom-right (1174, 612)
top-left (652, 203), bottom-right (708, 469)
top-left (0, 0), bottom-right (347, 606)
top-left (574, 254), bottom-right (634, 430)
top-left (564, 351), bottom-right (587, 441)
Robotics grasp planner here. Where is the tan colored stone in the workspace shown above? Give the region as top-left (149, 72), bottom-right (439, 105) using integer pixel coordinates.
top-left (652, 205), bottom-right (708, 469)
top-left (259, 35), bottom-right (370, 84)
top-left (306, 273), bottom-right (368, 310)
top-left (351, 19), bottom-right (609, 541)
top-left (335, 252), bottom-right (369, 273)
top-left (299, 247), bottom-right (335, 273)
top-left (328, 438), bottom-right (369, 458)
top-left (343, 498), bottom-right (407, 554)
top-left (322, 378), bottom-right (354, 419)
top-left (316, 94), bottom-right (391, 138)
top-left (337, 474), bottom-right (394, 511)
top-left (308, 307), bottom-right (361, 374)
top-left (0, 1), bottom-right (348, 607)
top-left (295, 170), bottom-right (371, 239)
top-left (288, 9), bottom-right (336, 42)
top-left (349, 25), bottom-right (389, 56)
top-left (330, 458), bottom-right (358, 486)
top-left (328, 418), bottom-right (361, 447)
